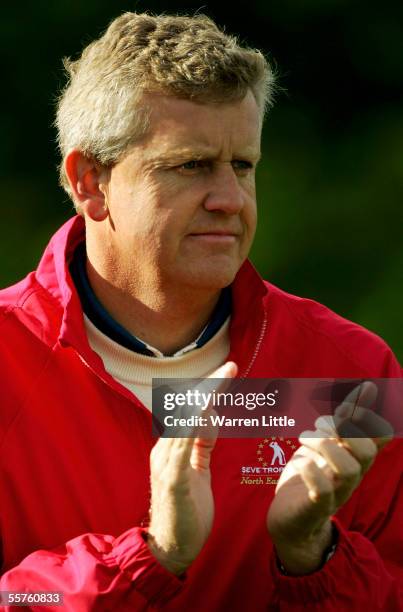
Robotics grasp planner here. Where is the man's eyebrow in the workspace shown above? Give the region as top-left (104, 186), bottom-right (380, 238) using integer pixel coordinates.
top-left (152, 148), bottom-right (262, 163)
top-left (155, 149), bottom-right (212, 162)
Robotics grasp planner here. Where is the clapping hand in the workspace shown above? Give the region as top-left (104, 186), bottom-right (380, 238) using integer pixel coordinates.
top-left (267, 382), bottom-right (393, 575)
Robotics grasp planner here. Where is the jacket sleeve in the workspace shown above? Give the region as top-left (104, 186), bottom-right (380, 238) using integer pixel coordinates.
top-left (269, 513), bottom-right (402, 610)
top-left (0, 527), bottom-right (184, 611)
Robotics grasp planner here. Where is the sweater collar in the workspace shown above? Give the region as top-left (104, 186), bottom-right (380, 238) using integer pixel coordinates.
top-left (69, 240), bottom-right (232, 358)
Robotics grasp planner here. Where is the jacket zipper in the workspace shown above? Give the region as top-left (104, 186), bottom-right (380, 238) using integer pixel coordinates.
top-left (240, 312), bottom-right (268, 378)
top-left (74, 349), bottom-right (149, 412)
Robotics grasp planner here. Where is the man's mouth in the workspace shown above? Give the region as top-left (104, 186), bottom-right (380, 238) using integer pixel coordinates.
top-left (188, 229), bottom-right (240, 237)
top-left (188, 232), bottom-right (239, 243)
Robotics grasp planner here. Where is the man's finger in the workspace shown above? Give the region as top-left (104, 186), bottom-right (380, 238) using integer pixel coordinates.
top-left (333, 381), bottom-right (393, 447)
top-left (335, 381), bottom-right (377, 418)
top-left (209, 361), bottom-right (238, 380)
top-left (151, 437), bottom-right (176, 471)
top-left (167, 436), bottom-right (197, 477)
top-left (298, 432), bottom-right (362, 487)
top-left (335, 407), bottom-right (393, 446)
top-left (314, 415), bottom-right (338, 436)
top-left (190, 436), bottom-right (217, 470)
top-left (337, 436), bottom-right (377, 473)
top-left (188, 360), bottom-right (238, 440)
top-left (288, 455), bottom-right (334, 505)
top-left (206, 361), bottom-right (238, 394)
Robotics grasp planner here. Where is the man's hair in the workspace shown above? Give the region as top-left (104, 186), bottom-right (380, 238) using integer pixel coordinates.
top-left (55, 12), bottom-right (276, 198)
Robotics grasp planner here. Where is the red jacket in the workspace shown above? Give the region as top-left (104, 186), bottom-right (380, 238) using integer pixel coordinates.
top-left (0, 215), bottom-right (401, 611)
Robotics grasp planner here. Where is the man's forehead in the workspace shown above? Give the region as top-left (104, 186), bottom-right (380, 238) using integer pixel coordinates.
top-left (140, 91), bottom-right (262, 158)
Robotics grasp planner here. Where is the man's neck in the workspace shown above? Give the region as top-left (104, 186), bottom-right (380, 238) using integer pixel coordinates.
top-left (85, 258), bottom-right (222, 356)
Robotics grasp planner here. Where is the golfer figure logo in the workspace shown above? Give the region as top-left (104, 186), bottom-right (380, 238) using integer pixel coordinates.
top-left (269, 441), bottom-right (286, 466)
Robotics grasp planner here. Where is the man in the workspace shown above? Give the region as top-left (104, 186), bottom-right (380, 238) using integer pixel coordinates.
top-left (0, 12), bottom-right (401, 611)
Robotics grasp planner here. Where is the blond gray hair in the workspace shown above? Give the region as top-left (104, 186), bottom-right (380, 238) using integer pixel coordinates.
top-left (55, 12), bottom-right (276, 198)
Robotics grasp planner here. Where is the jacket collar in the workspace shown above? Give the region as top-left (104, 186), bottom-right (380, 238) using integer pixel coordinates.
top-left (36, 215), bottom-right (91, 357)
top-left (35, 215), bottom-right (269, 375)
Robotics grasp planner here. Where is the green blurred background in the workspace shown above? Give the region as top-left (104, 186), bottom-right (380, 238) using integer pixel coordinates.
top-left (1, 1), bottom-right (402, 361)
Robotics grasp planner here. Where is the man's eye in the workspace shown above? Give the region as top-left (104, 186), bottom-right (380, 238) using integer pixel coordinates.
top-left (232, 160), bottom-right (253, 171)
top-left (176, 160), bottom-right (253, 173)
top-left (180, 160), bottom-right (202, 170)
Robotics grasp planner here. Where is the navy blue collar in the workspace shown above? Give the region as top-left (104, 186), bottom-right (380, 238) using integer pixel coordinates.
top-left (69, 241), bottom-right (232, 357)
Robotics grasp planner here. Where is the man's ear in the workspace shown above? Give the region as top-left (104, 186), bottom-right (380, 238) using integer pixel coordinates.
top-left (64, 150), bottom-right (110, 221)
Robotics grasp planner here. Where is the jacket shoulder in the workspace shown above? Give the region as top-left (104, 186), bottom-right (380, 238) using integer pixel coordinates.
top-left (0, 273), bottom-right (37, 314)
top-left (264, 282), bottom-right (401, 376)
top-left (0, 272), bottom-right (62, 336)
top-left (0, 274), bottom-right (62, 443)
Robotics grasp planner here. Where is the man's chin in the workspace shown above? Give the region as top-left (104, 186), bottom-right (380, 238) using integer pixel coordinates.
top-left (178, 263), bottom-right (240, 291)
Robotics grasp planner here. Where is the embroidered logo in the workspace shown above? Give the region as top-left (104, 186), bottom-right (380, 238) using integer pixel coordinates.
top-left (240, 437), bottom-right (298, 485)
top-left (269, 441), bottom-right (286, 466)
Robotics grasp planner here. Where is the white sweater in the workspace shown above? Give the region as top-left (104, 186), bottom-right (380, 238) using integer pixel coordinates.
top-left (84, 314), bottom-right (231, 410)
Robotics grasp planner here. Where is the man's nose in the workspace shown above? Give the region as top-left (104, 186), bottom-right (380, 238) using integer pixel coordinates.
top-left (203, 163), bottom-right (245, 214)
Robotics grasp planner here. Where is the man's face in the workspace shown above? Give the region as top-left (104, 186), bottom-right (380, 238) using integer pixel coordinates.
top-left (101, 90), bottom-right (261, 292)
